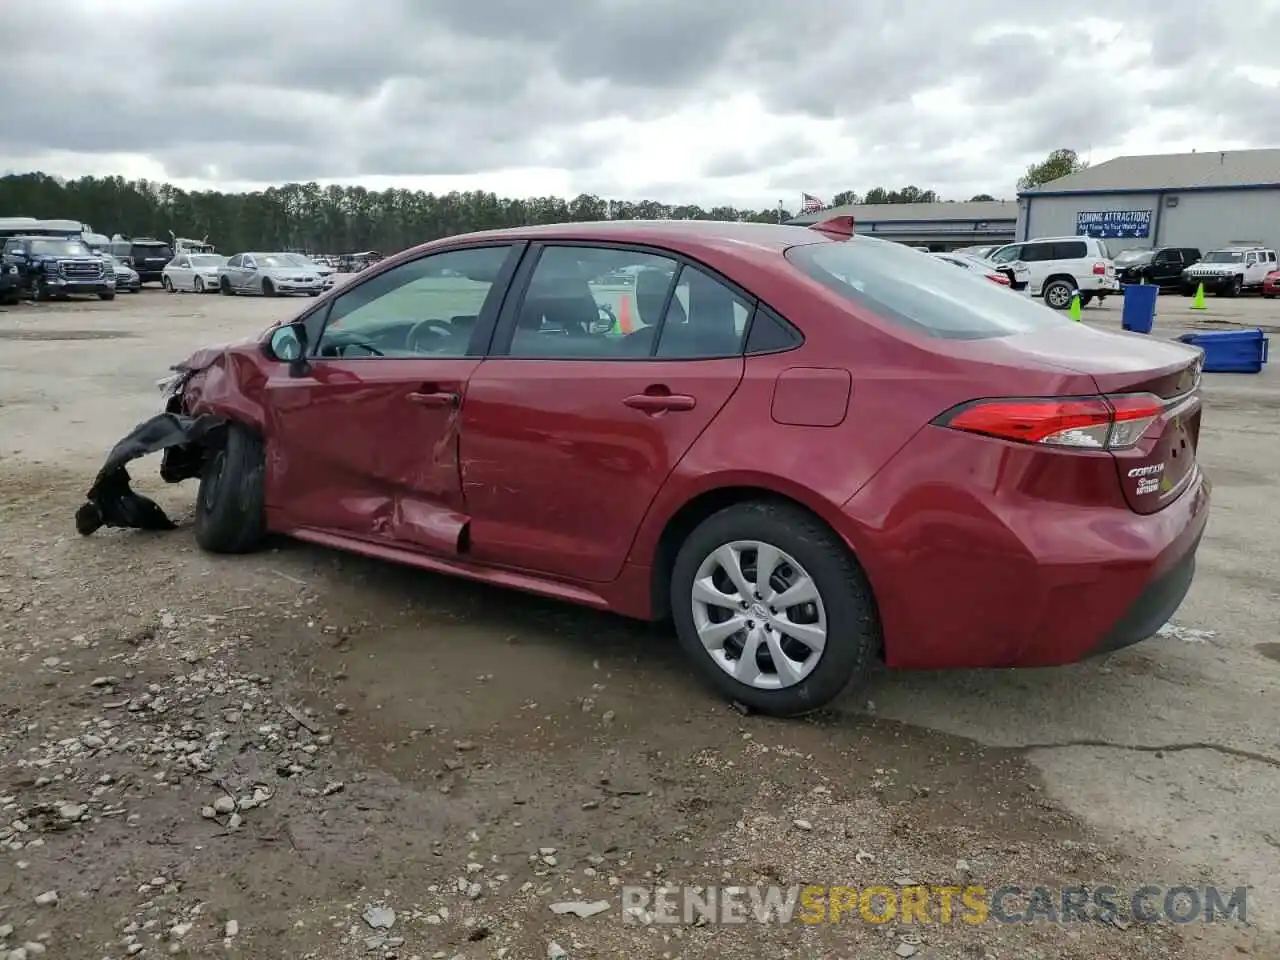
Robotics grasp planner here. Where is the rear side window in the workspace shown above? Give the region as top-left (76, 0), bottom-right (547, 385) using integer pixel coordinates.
top-left (785, 238), bottom-right (1072, 340)
top-left (1020, 243), bottom-right (1053, 262)
top-left (1051, 241), bottom-right (1088, 259)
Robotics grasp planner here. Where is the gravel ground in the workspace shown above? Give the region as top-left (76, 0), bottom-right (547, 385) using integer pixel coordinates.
top-left (0, 285), bottom-right (1277, 960)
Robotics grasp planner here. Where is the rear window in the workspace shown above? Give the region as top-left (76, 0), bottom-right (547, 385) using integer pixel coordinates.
top-left (785, 238), bottom-right (1071, 340)
top-left (133, 243), bottom-right (173, 259)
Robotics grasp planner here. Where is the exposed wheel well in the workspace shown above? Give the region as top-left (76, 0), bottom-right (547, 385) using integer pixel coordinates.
top-left (1043, 273), bottom-right (1077, 289)
top-left (649, 486), bottom-right (881, 657)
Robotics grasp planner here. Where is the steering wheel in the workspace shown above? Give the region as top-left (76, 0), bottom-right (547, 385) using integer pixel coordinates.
top-left (406, 319), bottom-right (454, 353)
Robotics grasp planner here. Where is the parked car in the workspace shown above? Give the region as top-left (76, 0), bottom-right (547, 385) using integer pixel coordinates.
top-left (1113, 247), bottom-right (1202, 288)
top-left (1264, 269), bottom-right (1280, 299)
top-left (1180, 245), bottom-right (1278, 297)
top-left (109, 237), bottom-right (174, 284)
top-left (932, 252), bottom-right (1031, 292)
top-left (83, 220), bottom-right (1209, 718)
top-left (2, 235), bottom-right (113, 300)
top-left (988, 236), bottom-right (1119, 309)
top-left (217, 252), bottom-right (325, 297)
top-left (163, 253), bottom-right (229, 293)
top-left (106, 256), bottom-right (141, 293)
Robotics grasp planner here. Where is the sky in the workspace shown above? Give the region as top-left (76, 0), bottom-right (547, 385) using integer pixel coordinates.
top-left (4, 0), bottom-right (1279, 209)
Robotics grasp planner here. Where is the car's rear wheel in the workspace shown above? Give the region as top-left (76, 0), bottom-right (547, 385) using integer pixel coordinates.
top-left (194, 423), bottom-right (266, 554)
top-left (1043, 279), bottom-right (1075, 309)
top-left (670, 501), bottom-right (880, 717)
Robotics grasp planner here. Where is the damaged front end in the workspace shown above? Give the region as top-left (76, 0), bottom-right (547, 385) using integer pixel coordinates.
top-left (77, 337), bottom-right (274, 537)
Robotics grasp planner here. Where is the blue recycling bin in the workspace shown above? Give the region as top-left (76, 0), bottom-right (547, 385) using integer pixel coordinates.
top-left (1177, 329), bottom-right (1269, 373)
top-left (1121, 283), bottom-right (1159, 334)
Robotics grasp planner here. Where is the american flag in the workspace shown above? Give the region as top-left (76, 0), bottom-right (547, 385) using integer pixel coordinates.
top-left (801, 193), bottom-right (825, 213)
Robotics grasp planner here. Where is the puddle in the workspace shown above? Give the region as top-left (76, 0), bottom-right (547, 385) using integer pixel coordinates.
top-left (1257, 642), bottom-right (1280, 664)
top-left (0, 330), bottom-right (137, 341)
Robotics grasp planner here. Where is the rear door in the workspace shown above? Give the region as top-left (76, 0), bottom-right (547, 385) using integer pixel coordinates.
top-left (264, 243), bottom-right (521, 551)
top-left (460, 243), bottom-right (751, 582)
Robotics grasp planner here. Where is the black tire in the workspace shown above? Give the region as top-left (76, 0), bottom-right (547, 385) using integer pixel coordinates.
top-left (162, 276), bottom-right (174, 293)
top-left (262, 278), bottom-right (276, 297)
top-left (670, 501), bottom-right (880, 717)
top-left (194, 276), bottom-right (205, 294)
top-left (1043, 278), bottom-right (1075, 310)
top-left (98, 292), bottom-right (115, 301)
top-left (31, 279), bottom-right (49, 301)
top-left (193, 424), bottom-right (267, 554)
top-left (220, 276), bottom-right (234, 295)
top-left (1227, 276), bottom-right (1242, 298)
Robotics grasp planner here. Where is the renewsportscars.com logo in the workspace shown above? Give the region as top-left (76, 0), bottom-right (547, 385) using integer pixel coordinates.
top-left (620, 884), bottom-right (1248, 926)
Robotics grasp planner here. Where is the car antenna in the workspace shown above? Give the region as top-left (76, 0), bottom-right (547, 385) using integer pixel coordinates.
top-left (807, 215), bottom-right (855, 240)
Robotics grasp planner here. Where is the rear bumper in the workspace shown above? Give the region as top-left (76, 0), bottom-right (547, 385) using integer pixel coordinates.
top-left (840, 428), bottom-right (1212, 670)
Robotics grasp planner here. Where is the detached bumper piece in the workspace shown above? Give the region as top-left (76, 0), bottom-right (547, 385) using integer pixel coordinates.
top-left (76, 412), bottom-right (226, 536)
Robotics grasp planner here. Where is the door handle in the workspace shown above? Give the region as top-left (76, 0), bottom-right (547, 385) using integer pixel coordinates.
top-left (406, 390), bottom-right (459, 408)
top-left (624, 392), bottom-right (696, 413)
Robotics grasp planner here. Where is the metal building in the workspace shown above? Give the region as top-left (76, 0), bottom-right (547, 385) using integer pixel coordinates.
top-left (1017, 148), bottom-right (1280, 254)
top-left (787, 200), bottom-right (1017, 251)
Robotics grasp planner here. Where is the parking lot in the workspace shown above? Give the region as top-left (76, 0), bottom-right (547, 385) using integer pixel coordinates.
top-left (1, 286), bottom-right (1277, 959)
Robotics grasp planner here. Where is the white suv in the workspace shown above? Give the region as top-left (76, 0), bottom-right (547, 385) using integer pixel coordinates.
top-left (988, 236), bottom-right (1119, 310)
top-left (1180, 245), bottom-right (1278, 297)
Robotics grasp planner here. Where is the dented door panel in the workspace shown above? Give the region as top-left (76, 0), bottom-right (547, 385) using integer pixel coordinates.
top-left (264, 357), bottom-right (479, 553)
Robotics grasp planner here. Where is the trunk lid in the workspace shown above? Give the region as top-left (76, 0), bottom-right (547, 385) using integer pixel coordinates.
top-left (964, 324), bottom-right (1205, 514)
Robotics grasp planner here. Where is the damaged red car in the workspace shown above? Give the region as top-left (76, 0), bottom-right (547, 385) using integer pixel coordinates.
top-left (78, 219), bottom-right (1211, 716)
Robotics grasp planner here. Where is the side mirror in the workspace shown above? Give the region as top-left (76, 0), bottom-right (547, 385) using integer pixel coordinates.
top-left (268, 324), bottom-right (311, 377)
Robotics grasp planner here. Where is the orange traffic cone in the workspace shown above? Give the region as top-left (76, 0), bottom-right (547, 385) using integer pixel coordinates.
top-left (617, 294), bottom-right (634, 334)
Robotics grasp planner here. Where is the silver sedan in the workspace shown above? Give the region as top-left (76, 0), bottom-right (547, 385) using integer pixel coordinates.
top-left (217, 252), bottom-right (326, 297)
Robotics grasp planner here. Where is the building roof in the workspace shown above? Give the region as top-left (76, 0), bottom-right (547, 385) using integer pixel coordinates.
top-left (788, 200), bottom-right (1017, 226)
top-left (1020, 148), bottom-right (1280, 196)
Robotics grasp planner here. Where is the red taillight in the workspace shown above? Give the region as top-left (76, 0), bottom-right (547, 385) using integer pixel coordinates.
top-left (934, 394), bottom-right (1164, 450)
top-left (1092, 262), bottom-right (1106, 275)
top-left (987, 272), bottom-right (1011, 285)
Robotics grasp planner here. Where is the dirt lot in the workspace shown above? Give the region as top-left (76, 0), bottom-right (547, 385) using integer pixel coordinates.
top-left (0, 285), bottom-right (1277, 960)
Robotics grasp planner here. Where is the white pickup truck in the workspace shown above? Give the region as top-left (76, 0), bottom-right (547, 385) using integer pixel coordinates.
top-left (1180, 245), bottom-right (1278, 297)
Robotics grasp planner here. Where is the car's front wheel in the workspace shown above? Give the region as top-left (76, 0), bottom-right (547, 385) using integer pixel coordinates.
top-left (670, 501), bottom-right (880, 716)
top-left (194, 276), bottom-right (205, 293)
top-left (194, 423), bottom-right (267, 554)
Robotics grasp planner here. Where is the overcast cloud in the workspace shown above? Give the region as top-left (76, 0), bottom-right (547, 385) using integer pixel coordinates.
top-left (3, 0), bottom-right (1279, 207)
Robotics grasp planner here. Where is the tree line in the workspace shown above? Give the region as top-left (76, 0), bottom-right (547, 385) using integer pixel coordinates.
top-left (0, 150), bottom-right (1080, 255)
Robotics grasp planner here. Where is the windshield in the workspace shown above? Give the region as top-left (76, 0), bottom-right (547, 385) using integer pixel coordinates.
top-left (1203, 250), bottom-right (1245, 263)
top-left (258, 254), bottom-right (301, 268)
top-left (189, 255), bottom-right (226, 267)
top-left (31, 239), bottom-right (91, 256)
top-left (786, 238), bottom-right (1069, 340)
top-left (133, 244), bottom-right (173, 258)
top-left (1113, 250), bottom-right (1152, 265)
top-left (284, 253), bottom-right (318, 266)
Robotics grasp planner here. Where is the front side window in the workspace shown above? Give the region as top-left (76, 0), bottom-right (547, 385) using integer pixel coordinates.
top-left (316, 245), bottom-right (512, 359)
top-left (227, 255), bottom-right (242, 268)
top-left (989, 245), bottom-right (1022, 264)
top-left (785, 237), bottom-right (1072, 340)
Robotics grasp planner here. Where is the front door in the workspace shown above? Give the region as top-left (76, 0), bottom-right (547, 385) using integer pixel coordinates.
top-left (264, 243), bottom-right (521, 554)
top-left (461, 243), bottom-right (752, 583)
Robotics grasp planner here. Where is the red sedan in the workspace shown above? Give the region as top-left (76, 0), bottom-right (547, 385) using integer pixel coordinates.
top-left (78, 217), bottom-right (1210, 717)
top-left (1264, 269), bottom-right (1280, 298)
